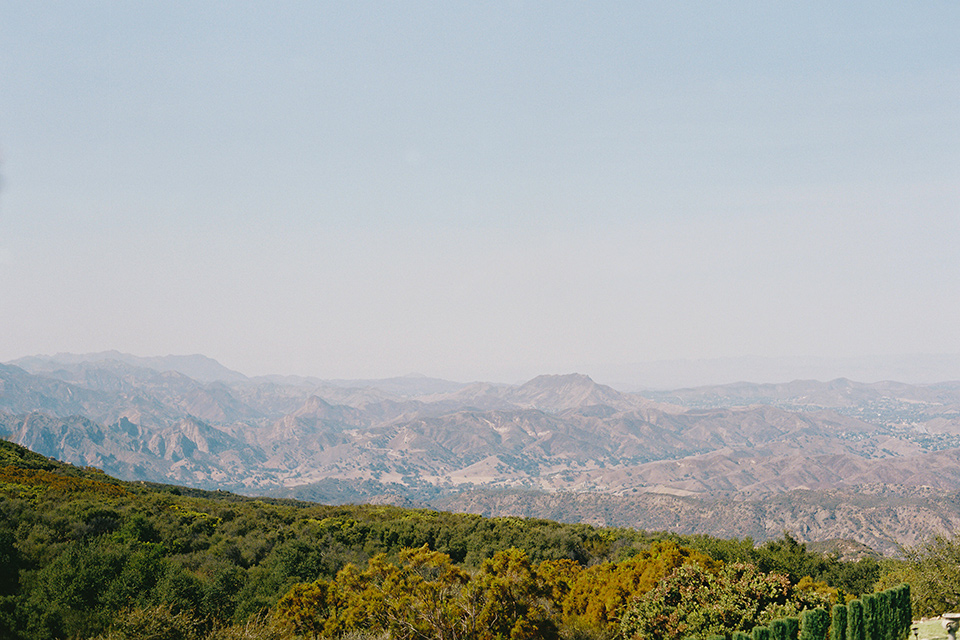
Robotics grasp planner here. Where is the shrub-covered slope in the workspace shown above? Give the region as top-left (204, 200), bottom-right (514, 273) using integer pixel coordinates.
top-left (0, 439), bottom-right (905, 640)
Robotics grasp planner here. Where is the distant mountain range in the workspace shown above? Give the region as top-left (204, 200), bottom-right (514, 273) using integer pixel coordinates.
top-left (596, 353), bottom-right (960, 389)
top-left (10, 350), bottom-right (250, 383)
top-left (3, 351), bottom-right (960, 553)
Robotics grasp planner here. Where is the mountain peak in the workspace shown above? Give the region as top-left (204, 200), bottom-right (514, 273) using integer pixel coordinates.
top-left (10, 352), bottom-right (247, 384)
top-left (510, 373), bottom-right (638, 412)
top-left (292, 395), bottom-right (334, 416)
top-left (521, 373), bottom-right (596, 388)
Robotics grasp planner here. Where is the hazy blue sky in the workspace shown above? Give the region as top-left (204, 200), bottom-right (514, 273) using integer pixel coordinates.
top-left (1, 2), bottom-right (958, 383)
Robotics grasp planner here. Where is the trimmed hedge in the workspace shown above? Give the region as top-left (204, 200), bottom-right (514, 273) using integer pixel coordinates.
top-left (739, 584), bottom-right (911, 640)
top-left (754, 627), bottom-right (772, 640)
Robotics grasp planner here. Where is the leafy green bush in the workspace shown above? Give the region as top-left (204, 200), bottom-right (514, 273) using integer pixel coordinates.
top-left (619, 563), bottom-right (829, 640)
top-left (876, 534), bottom-right (957, 619)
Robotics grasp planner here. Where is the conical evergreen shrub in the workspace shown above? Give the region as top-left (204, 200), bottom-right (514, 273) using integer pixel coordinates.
top-left (772, 619), bottom-right (788, 640)
top-left (800, 609), bottom-right (830, 640)
top-left (848, 599), bottom-right (865, 640)
top-left (786, 616), bottom-right (800, 640)
top-left (898, 584), bottom-right (913, 640)
top-left (863, 593), bottom-right (878, 640)
top-left (832, 604), bottom-right (848, 640)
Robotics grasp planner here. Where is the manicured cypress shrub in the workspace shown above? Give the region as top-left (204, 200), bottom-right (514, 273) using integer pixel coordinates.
top-left (754, 626), bottom-right (771, 640)
top-left (894, 588), bottom-right (903, 640)
top-left (892, 586), bottom-right (903, 640)
top-left (886, 585), bottom-right (900, 640)
top-left (832, 603), bottom-right (848, 640)
top-left (863, 593), bottom-right (878, 640)
top-left (881, 589), bottom-right (894, 640)
top-left (874, 590), bottom-right (887, 640)
top-left (735, 632), bottom-right (753, 640)
top-left (800, 609), bottom-right (831, 640)
top-left (708, 635), bottom-right (726, 640)
top-left (786, 616), bottom-right (800, 640)
top-left (904, 583), bottom-right (914, 638)
top-left (848, 599), bottom-right (865, 640)
top-left (897, 584), bottom-right (913, 640)
top-left (905, 584), bottom-right (913, 638)
top-left (772, 619), bottom-right (788, 640)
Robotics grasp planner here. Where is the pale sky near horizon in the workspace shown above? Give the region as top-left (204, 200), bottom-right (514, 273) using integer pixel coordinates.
top-left (1, 2), bottom-right (958, 383)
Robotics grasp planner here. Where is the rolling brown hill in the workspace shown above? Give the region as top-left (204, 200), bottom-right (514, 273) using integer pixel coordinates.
top-left (428, 484), bottom-right (960, 556)
top-left (5, 352), bottom-right (960, 551)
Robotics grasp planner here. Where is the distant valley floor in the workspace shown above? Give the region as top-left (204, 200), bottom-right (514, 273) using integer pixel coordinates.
top-left (4, 351), bottom-right (960, 555)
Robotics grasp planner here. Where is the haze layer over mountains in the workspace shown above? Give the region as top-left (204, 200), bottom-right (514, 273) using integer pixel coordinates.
top-left (3, 351), bottom-right (960, 554)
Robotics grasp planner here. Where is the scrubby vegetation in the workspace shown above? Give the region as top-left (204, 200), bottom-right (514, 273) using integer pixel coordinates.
top-left (876, 535), bottom-right (960, 617)
top-left (0, 439), bottom-right (924, 640)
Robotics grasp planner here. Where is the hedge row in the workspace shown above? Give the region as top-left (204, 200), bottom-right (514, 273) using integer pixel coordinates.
top-left (737, 584), bottom-right (911, 640)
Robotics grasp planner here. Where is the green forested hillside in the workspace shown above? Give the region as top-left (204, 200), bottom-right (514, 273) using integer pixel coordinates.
top-left (0, 439), bottom-right (920, 640)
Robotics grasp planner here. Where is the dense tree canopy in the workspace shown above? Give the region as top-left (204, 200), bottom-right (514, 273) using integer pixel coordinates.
top-left (0, 439), bottom-right (914, 640)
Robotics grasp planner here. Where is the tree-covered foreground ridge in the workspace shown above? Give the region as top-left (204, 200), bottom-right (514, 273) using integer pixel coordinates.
top-left (0, 440), bottom-right (944, 640)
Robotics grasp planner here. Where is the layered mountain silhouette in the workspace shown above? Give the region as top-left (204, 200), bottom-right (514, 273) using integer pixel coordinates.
top-left (3, 352), bottom-right (960, 552)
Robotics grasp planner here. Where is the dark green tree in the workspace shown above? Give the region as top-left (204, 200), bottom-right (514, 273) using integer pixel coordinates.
top-left (822, 558), bottom-right (879, 597)
top-left (0, 528), bottom-right (20, 597)
top-left (756, 534), bottom-right (832, 585)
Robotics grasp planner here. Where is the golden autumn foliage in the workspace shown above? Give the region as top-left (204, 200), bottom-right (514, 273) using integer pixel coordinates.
top-left (561, 540), bottom-right (718, 635)
top-left (273, 543), bottom-right (720, 640)
top-left (275, 546), bottom-right (563, 640)
top-left (0, 464), bottom-right (128, 497)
